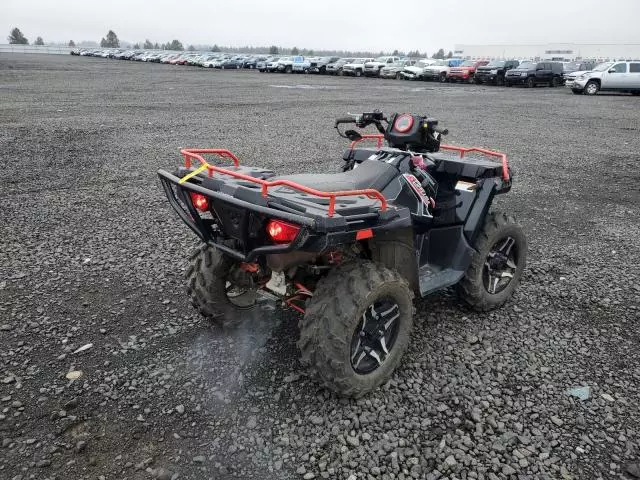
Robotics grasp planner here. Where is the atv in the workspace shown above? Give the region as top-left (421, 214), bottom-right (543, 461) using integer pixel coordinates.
top-left (158, 110), bottom-right (527, 397)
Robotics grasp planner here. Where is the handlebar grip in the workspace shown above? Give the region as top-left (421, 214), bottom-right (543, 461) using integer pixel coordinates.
top-left (335, 117), bottom-right (356, 125)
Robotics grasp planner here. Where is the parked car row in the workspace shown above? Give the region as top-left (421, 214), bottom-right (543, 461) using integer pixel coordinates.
top-left (71, 49), bottom-right (640, 95)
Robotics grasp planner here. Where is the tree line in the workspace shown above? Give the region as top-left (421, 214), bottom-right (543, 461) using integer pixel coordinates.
top-left (8, 27), bottom-right (454, 58)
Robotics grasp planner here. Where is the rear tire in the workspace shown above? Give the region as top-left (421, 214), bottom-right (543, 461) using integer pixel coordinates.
top-left (298, 261), bottom-right (414, 397)
top-left (457, 212), bottom-right (527, 311)
top-left (439, 72), bottom-right (447, 83)
top-left (551, 76), bottom-right (560, 87)
top-left (186, 244), bottom-right (258, 328)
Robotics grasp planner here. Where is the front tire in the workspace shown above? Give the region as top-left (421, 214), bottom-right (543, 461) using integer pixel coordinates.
top-left (298, 261), bottom-right (414, 397)
top-left (457, 212), bottom-right (527, 311)
top-left (439, 72), bottom-right (447, 83)
top-left (584, 80), bottom-right (600, 95)
top-left (526, 77), bottom-right (535, 88)
top-left (186, 244), bottom-right (259, 328)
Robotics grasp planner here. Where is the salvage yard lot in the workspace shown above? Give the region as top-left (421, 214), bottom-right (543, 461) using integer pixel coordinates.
top-left (1, 53), bottom-right (639, 480)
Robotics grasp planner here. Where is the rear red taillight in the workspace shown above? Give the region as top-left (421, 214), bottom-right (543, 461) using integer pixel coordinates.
top-left (190, 192), bottom-right (209, 212)
top-left (266, 219), bottom-right (300, 243)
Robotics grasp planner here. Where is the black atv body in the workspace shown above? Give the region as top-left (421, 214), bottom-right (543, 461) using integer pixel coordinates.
top-left (158, 111), bottom-right (525, 397)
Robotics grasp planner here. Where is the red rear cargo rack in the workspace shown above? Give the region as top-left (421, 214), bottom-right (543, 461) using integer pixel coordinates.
top-left (180, 148), bottom-right (388, 217)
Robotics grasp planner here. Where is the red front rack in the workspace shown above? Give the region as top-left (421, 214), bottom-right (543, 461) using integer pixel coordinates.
top-left (180, 149), bottom-right (388, 217)
top-left (348, 134), bottom-right (510, 182)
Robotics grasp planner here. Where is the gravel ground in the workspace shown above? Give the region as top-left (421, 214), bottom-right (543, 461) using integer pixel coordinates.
top-left (1, 54), bottom-right (639, 480)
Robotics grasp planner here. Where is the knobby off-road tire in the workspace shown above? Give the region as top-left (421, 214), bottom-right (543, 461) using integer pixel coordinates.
top-left (298, 261), bottom-right (415, 397)
top-left (186, 244), bottom-right (257, 329)
top-left (457, 212), bottom-right (527, 311)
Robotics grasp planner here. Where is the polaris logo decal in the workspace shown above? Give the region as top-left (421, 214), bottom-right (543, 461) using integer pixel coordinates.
top-left (403, 174), bottom-right (435, 209)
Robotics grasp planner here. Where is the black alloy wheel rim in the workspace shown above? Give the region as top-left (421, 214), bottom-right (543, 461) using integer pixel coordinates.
top-left (350, 299), bottom-right (401, 374)
top-left (483, 236), bottom-right (518, 295)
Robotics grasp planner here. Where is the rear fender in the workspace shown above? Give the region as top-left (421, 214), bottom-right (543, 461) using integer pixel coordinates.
top-left (368, 227), bottom-right (419, 293)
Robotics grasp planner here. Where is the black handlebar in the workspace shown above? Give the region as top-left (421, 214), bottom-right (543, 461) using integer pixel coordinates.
top-left (334, 117), bottom-right (356, 126)
top-left (434, 126), bottom-right (449, 135)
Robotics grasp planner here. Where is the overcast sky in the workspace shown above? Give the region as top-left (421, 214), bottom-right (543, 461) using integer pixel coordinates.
top-left (3, 0), bottom-right (639, 52)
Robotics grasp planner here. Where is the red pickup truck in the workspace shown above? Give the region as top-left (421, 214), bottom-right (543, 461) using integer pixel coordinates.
top-left (448, 60), bottom-right (489, 83)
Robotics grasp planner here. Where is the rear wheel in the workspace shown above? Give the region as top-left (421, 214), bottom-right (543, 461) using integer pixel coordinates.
top-left (298, 261), bottom-right (414, 397)
top-left (496, 75), bottom-right (505, 86)
top-left (396, 72), bottom-right (402, 80)
top-left (285, 65), bottom-right (292, 73)
top-left (186, 244), bottom-right (259, 328)
top-left (551, 76), bottom-right (560, 87)
top-left (457, 212), bottom-right (527, 311)
top-left (439, 72), bottom-right (447, 83)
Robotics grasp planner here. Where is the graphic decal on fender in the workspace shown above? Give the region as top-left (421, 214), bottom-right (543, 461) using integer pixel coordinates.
top-left (403, 174), bottom-right (435, 209)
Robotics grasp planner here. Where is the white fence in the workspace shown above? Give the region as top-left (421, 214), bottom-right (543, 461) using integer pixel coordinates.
top-left (0, 44), bottom-right (72, 55)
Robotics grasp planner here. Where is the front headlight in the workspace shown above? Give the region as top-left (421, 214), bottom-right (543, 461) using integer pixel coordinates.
top-left (490, 69), bottom-right (498, 74)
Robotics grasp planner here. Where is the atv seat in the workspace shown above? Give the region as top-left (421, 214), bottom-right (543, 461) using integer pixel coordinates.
top-left (272, 160), bottom-right (398, 193)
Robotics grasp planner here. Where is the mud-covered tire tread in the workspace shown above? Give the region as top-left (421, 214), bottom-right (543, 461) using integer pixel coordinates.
top-left (457, 211), bottom-right (526, 312)
top-left (298, 260), bottom-right (415, 397)
top-left (185, 243), bottom-right (247, 328)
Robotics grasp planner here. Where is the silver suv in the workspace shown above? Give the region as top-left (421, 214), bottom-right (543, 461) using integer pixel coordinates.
top-left (571, 61), bottom-right (640, 95)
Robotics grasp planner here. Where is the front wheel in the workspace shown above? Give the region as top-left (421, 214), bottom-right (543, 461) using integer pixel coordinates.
top-left (186, 244), bottom-right (259, 328)
top-left (355, 69), bottom-right (362, 77)
top-left (457, 212), bottom-right (527, 311)
top-left (572, 88), bottom-right (583, 95)
top-left (584, 80), bottom-right (600, 95)
top-left (439, 72), bottom-right (447, 83)
top-left (526, 77), bottom-right (535, 88)
top-left (298, 261), bottom-right (414, 397)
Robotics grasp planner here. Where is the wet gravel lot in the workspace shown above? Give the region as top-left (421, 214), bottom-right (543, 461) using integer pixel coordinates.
top-left (1, 53), bottom-right (639, 480)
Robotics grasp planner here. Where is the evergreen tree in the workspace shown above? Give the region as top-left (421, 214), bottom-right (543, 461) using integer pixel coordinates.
top-left (8, 27), bottom-right (28, 45)
top-left (100, 30), bottom-right (119, 48)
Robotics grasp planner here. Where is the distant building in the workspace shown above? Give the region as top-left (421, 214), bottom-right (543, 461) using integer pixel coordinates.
top-left (452, 43), bottom-right (640, 62)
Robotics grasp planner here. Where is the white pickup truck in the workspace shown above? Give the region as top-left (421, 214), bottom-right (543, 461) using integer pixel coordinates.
top-left (342, 58), bottom-right (374, 77)
top-left (570, 61), bottom-right (640, 95)
top-left (363, 56), bottom-right (401, 77)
